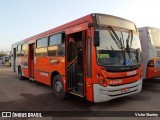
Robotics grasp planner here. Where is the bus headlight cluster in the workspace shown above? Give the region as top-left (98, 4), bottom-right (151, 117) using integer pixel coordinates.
top-left (97, 74), bottom-right (107, 86)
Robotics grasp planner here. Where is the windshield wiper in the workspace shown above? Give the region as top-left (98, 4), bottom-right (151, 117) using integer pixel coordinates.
top-left (108, 30), bottom-right (122, 49)
top-left (126, 30), bottom-right (133, 51)
top-left (125, 30), bottom-right (134, 65)
top-left (130, 30), bottom-right (133, 48)
top-left (121, 31), bottom-right (125, 49)
top-left (108, 26), bottom-right (124, 50)
top-left (126, 31), bottom-right (133, 50)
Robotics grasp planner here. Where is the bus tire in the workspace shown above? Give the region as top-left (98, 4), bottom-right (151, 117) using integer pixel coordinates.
top-left (52, 75), bottom-right (67, 99)
top-left (18, 67), bottom-right (24, 80)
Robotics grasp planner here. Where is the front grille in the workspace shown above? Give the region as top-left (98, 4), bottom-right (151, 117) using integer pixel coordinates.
top-left (108, 89), bottom-right (138, 97)
top-left (108, 84), bottom-right (139, 92)
top-left (107, 74), bottom-right (138, 80)
top-left (105, 65), bottom-right (140, 72)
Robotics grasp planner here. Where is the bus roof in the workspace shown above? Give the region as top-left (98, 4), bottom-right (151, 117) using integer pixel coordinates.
top-left (12, 13), bottom-right (136, 46)
top-left (138, 26), bottom-right (160, 31)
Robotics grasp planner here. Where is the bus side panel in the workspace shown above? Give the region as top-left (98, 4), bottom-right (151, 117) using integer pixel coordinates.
top-left (16, 56), bottom-right (22, 73)
top-left (21, 67), bottom-right (29, 78)
top-left (146, 58), bottom-right (160, 79)
top-left (86, 78), bottom-right (93, 101)
top-left (85, 29), bottom-right (94, 102)
top-left (21, 51), bottom-right (29, 77)
top-left (146, 67), bottom-right (160, 79)
top-left (34, 57), bottom-right (65, 86)
top-left (34, 57), bottom-right (50, 86)
top-left (34, 70), bottom-right (51, 86)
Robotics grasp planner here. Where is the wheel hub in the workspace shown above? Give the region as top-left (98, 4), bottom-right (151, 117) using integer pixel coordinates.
top-left (55, 81), bottom-right (62, 93)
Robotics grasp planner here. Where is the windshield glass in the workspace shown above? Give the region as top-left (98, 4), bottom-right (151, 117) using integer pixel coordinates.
top-left (97, 29), bottom-right (142, 66)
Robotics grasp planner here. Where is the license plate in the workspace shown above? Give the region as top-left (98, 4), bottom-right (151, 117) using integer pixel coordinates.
top-left (121, 87), bottom-right (130, 93)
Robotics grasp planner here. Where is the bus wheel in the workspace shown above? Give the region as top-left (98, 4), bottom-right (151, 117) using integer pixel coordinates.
top-left (18, 67), bottom-right (24, 80)
top-left (52, 75), bottom-right (67, 99)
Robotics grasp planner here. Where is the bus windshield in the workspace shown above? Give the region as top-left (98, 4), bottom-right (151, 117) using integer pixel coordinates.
top-left (97, 28), bottom-right (142, 67)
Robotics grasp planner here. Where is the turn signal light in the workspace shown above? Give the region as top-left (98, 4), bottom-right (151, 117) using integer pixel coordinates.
top-left (97, 74), bottom-right (107, 86)
top-left (99, 79), bottom-right (105, 85)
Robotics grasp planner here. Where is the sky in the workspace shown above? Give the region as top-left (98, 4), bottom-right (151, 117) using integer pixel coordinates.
top-left (0, 0), bottom-right (160, 51)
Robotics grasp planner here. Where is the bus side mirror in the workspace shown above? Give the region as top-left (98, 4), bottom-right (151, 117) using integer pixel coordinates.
top-left (94, 31), bottom-right (100, 46)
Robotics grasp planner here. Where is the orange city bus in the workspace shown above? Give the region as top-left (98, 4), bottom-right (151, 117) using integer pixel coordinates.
top-left (138, 27), bottom-right (160, 79)
top-left (11, 13), bottom-right (143, 102)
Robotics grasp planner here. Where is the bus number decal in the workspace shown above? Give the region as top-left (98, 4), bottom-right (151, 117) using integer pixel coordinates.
top-left (40, 72), bottom-right (48, 76)
top-left (73, 27), bottom-right (81, 32)
top-left (127, 70), bottom-right (137, 76)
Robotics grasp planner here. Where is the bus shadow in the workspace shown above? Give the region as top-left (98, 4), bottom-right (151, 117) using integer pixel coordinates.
top-left (0, 77), bottom-right (153, 112)
top-left (144, 78), bottom-right (160, 83)
top-left (0, 85), bottom-right (149, 112)
top-left (142, 78), bottom-right (160, 93)
top-left (27, 81), bottom-right (140, 110)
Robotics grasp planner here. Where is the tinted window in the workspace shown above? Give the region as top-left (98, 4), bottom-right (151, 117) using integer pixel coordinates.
top-left (17, 45), bottom-right (22, 57)
top-left (37, 37), bottom-right (48, 48)
top-left (49, 33), bottom-right (62, 46)
top-left (48, 45), bottom-right (65, 56)
top-left (22, 43), bottom-right (28, 51)
top-left (58, 45), bottom-right (65, 56)
top-left (22, 43), bottom-right (28, 58)
top-left (36, 48), bottom-right (48, 57)
top-left (48, 46), bottom-right (57, 56)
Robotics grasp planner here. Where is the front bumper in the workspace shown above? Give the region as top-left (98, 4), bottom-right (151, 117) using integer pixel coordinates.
top-left (93, 78), bottom-right (143, 103)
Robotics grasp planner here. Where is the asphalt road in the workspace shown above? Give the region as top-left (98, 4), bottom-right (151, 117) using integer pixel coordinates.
top-left (0, 64), bottom-right (160, 120)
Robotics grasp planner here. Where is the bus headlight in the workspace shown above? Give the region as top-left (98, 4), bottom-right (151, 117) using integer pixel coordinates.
top-left (99, 79), bottom-right (105, 85)
top-left (97, 74), bottom-right (107, 86)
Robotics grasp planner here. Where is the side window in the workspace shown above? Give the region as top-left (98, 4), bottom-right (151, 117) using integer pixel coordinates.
top-left (48, 45), bottom-right (65, 56)
top-left (37, 37), bottom-right (48, 48)
top-left (36, 48), bottom-right (47, 57)
top-left (22, 43), bottom-right (28, 58)
top-left (22, 43), bottom-right (28, 50)
top-left (48, 46), bottom-right (58, 56)
top-left (58, 45), bottom-right (65, 56)
top-left (36, 37), bottom-right (48, 57)
top-left (48, 33), bottom-right (65, 56)
top-left (49, 33), bottom-right (62, 46)
top-left (17, 45), bottom-right (22, 57)
top-left (17, 45), bottom-right (21, 51)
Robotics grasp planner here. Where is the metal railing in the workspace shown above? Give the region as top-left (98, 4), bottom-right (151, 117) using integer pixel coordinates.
top-left (67, 62), bottom-right (76, 89)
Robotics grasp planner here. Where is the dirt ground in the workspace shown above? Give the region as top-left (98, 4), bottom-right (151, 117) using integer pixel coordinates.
top-left (0, 64), bottom-right (160, 120)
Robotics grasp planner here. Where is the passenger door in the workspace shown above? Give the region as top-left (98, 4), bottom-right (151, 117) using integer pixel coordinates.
top-left (66, 31), bottom-right (86, 97)
top-left (29, 43), bottom-right (35, 77)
